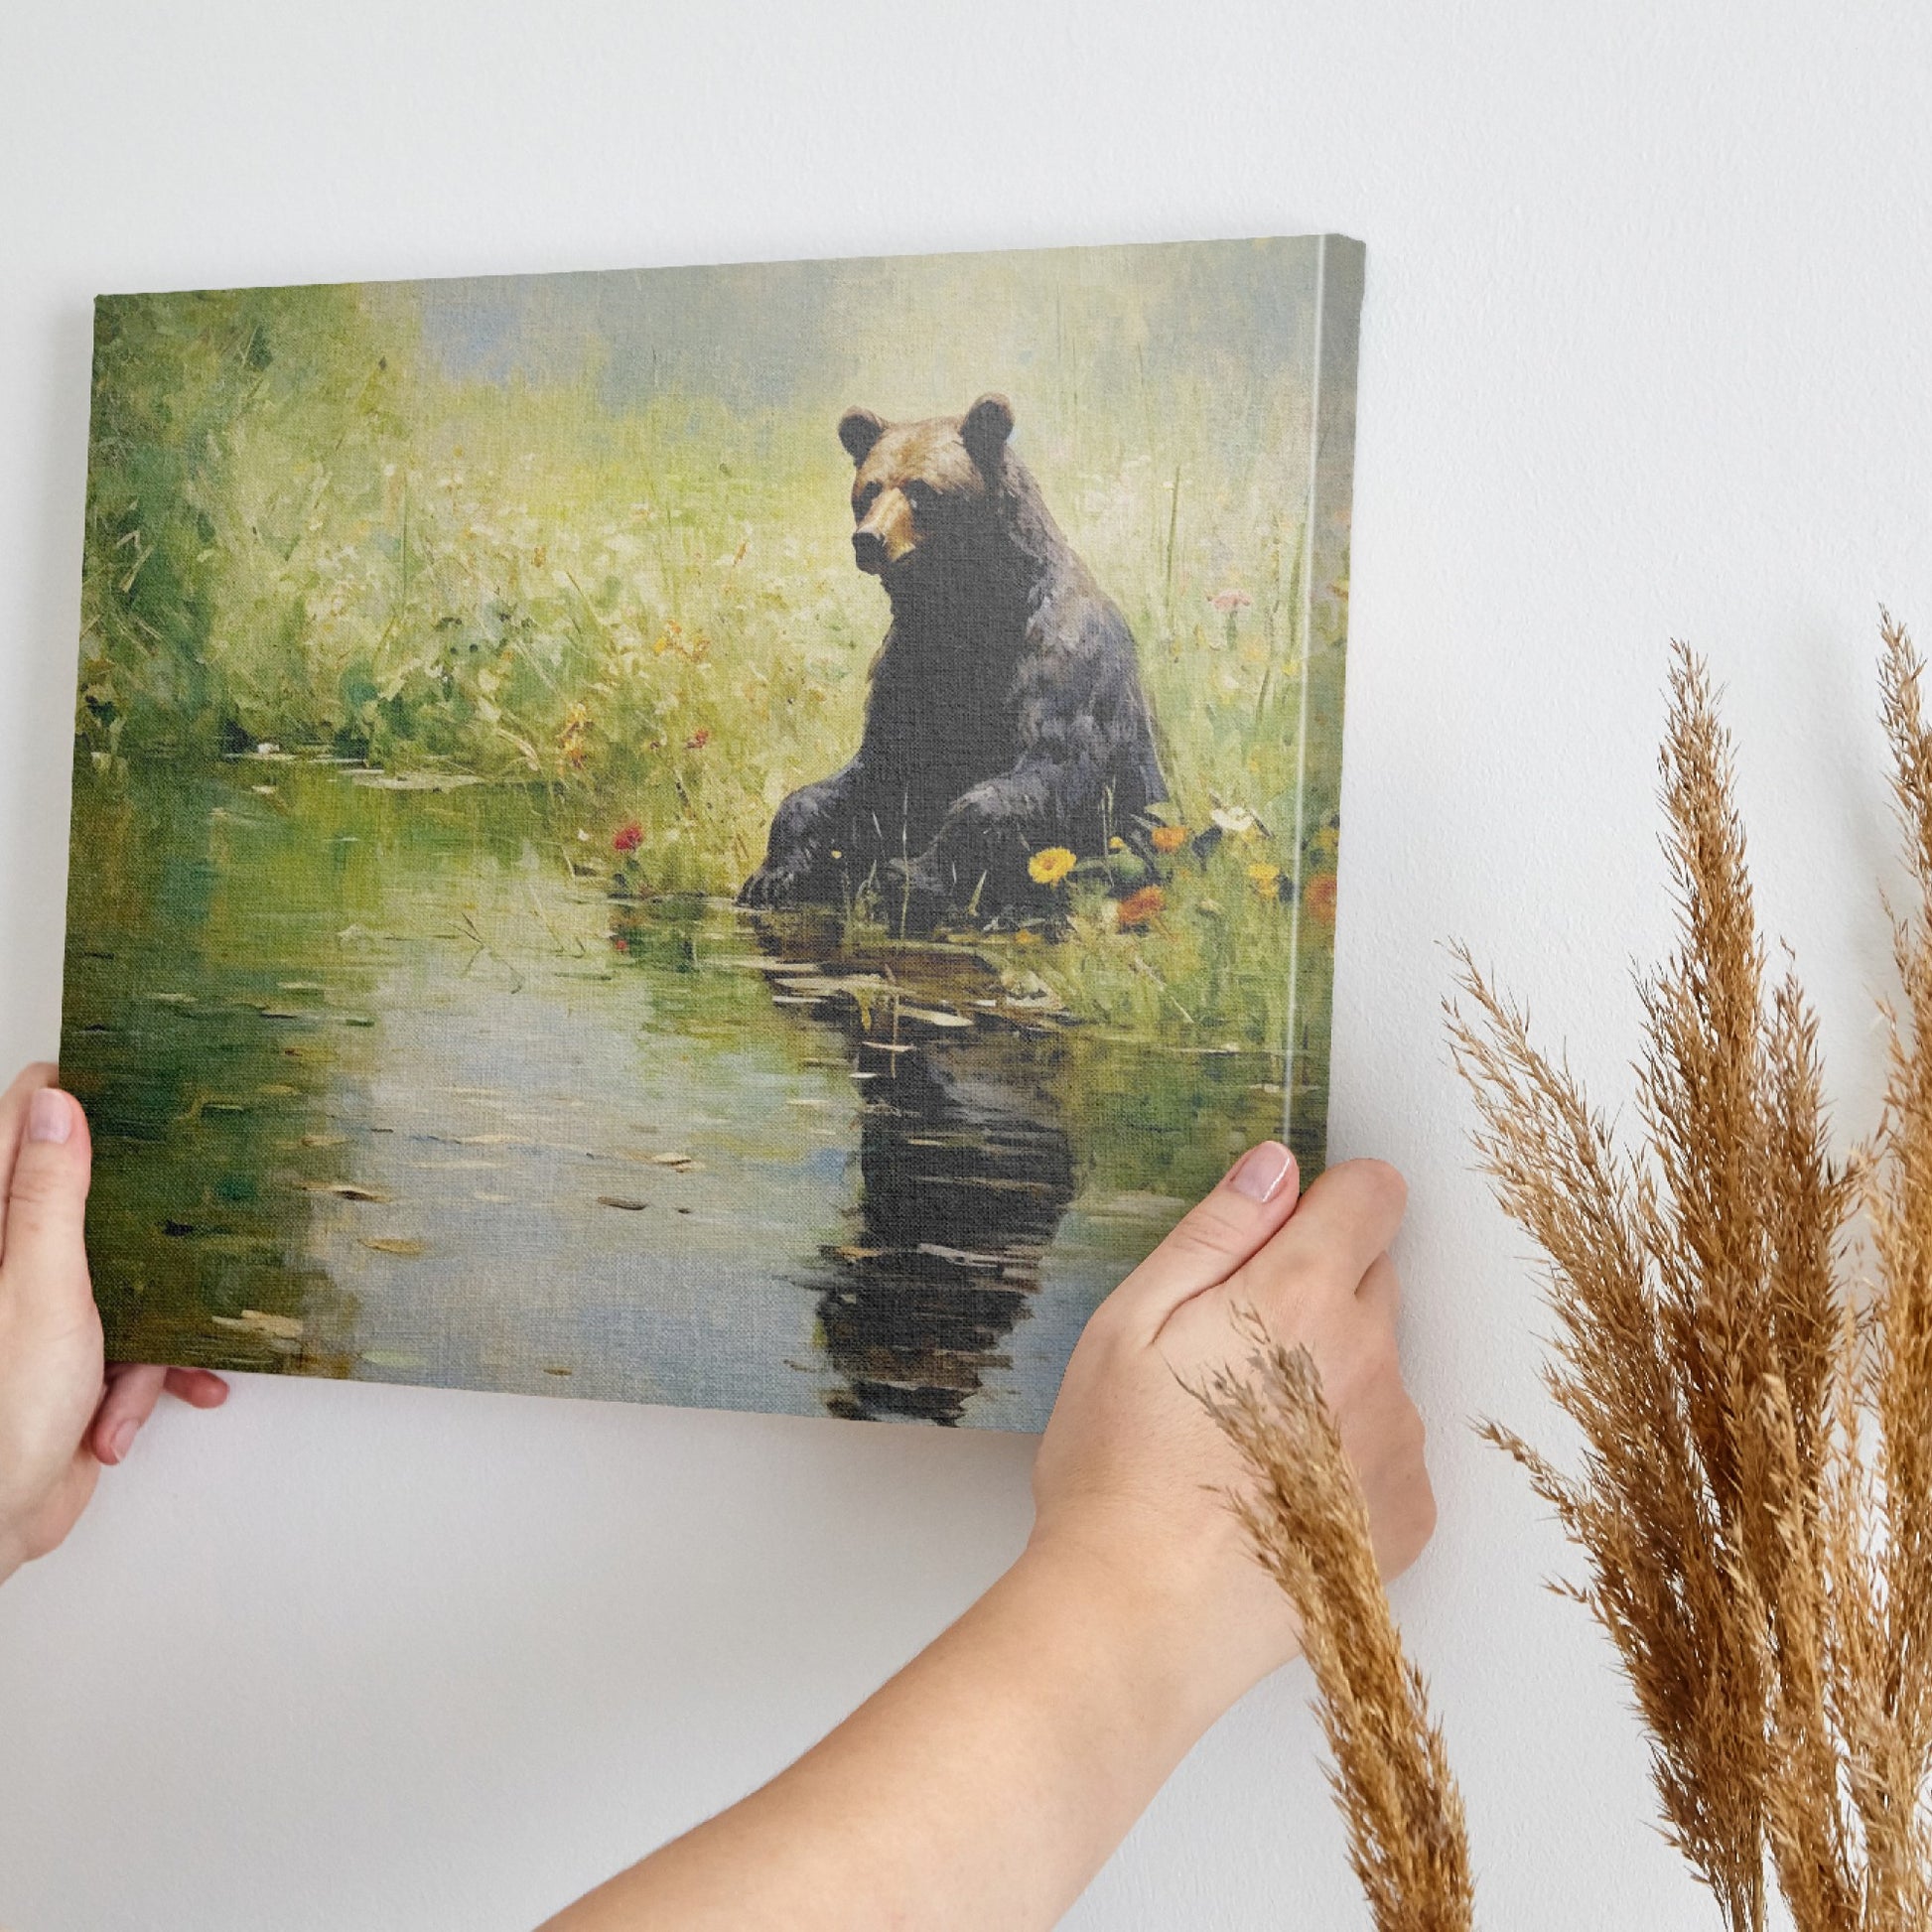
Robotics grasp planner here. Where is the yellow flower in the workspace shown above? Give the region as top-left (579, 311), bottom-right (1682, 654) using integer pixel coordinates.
top-left (1012, 928), bottom-right (1041, 946)
top-left (1108, 836), bottom-right (1125, 852)
top-left (1248, 862), bottom-right (1282, 899)
top-left (1028, 846), bottom-right (1077, 887)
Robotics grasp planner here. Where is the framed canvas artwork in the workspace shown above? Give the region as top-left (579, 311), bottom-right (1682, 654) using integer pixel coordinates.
top-left (62, 234), bottom-right (1364, 1428)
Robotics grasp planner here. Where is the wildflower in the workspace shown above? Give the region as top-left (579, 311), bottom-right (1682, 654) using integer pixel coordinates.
top-left (684, 728), bottom-right (711, 751)
top-left (1108, 836), bottom-right (1125, 852)
top-left (1248, 862), bottom-right (1282, 899)
top-left (1116, 885), bottom-right (1166, 929)
top-left (1305, 872), bottom-right (1338, 922)
top-left (613, 821), bottom-right (643, 855)
top-left (1151, 824), bottom-right (1189, 855)
top-left (1209, 588), bottom-right (1253, 614)
top-left (1012, 928), bottom-right (1041, 947)
top-left (1211, 804), bottom-right (1261, 838)
top-left (1028, 846), bottom-right (1078, 887)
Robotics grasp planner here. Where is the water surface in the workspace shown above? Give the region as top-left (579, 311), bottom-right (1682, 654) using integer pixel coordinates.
top-left (64, 759), bottom-right (1300, 1429)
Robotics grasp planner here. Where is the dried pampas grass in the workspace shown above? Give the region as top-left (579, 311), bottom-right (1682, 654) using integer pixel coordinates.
top-left (1201, 1315), bottom-right (1475, 1932)
top-left (1447, 616), bottom-right (1932, 1930)
top-left (1210, 617), bottom-right (1932, 1930)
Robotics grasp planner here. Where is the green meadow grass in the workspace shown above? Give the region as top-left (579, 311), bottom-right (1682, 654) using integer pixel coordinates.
top-left (76, 281), bottom-right (1345, 1057)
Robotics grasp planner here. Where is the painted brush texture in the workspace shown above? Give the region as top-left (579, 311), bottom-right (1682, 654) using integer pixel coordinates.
top-left (63, 236), bottom-right (1361, 1426)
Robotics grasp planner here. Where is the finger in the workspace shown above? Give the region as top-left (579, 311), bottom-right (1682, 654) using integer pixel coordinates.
top-left (1, 1085), bottom-right (94, 1327)
top-left (163, 1366), bottom-right (230, 1409)
top-left (1104, 1142), bottom-right (1300, 1336)
top-left (1355, 1252), bottom-right (1402, 1320)
top-left (0, 1062), bottom-right (61, 1263)
top-left (1235, 1159), bottom-right (1408, 1311)
top-left (93, 1363), bottom-right (168, 1465)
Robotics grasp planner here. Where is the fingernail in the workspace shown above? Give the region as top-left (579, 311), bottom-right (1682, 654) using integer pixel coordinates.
top-left (1228, 1141), bottom-right (1294, 1203)
top-left (107, 1419), bottom-right (138, 1463)
top-left (27, 1089), bottom-right (72, 1145)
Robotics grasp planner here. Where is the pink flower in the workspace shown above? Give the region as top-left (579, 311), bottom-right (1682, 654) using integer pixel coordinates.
top-left (1209, 588), bottom-right (1253, 614)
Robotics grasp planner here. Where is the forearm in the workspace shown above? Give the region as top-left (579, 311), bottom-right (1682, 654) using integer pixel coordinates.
top-left (542, 1543), bottom-right (1233, 1932)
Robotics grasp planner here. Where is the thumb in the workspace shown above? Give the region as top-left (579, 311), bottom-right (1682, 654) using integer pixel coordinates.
top-left (1099, 1141), bottom-right (1301, 1338)
top-left (1, 1085), bottom-right (95, 1322)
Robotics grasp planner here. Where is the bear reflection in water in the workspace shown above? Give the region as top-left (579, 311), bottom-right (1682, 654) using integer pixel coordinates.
top-left (811, 1025), bottom-right (1075, 1426)
top-left (743, 911), bottom-right (1079, 1426)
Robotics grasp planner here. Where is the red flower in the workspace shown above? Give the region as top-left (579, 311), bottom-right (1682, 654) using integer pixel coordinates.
top-left (613, 935), bottom-right (629, 952)
top-left (684, 728), bottom-right (711, 751)
top-left (613, 820), bottom-right (643, 854)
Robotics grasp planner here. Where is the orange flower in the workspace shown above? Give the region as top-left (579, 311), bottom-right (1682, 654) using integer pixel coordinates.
top-left (1150, 824), bottom-right (1189, 854)
top-left (1305, 872), bottom-right (1338, 922)
top-left (1116, 885), bottom-right (1167, 929)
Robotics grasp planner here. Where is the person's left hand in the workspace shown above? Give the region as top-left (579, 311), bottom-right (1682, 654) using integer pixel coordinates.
top-left (0, 1062), bottom-right (227, 1584)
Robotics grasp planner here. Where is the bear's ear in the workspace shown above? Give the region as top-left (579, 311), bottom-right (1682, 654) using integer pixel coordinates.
top-left (961, 393), bottom-right (1015, 471)
top-left (838, 407), bottom-right (887, 466)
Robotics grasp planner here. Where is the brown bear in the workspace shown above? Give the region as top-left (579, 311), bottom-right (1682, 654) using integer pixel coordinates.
top-left (739, 393), bottom-right (1168, 920)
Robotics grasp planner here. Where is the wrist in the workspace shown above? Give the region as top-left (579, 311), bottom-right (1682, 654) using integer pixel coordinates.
top-left (1003, 1528), bottom-right (1286, 1750)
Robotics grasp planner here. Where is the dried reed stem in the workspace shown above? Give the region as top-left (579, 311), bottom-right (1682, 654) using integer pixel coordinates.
top-left (1201, 1314), bottom-right (1475, 1932)
top-left (1449, 621), bottom-right (1932, 1929)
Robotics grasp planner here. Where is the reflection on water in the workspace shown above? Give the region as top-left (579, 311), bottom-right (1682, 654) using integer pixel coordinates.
top-left (815, 1034), bottom-right (1072, 1425)
top-left (775, 997), bottom-right (1079, 1426)
top-left (63, 758), bottom-right (1296, 1430)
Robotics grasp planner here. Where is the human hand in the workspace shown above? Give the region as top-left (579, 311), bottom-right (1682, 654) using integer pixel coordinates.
top-left (1027, 1145), bottom-right (1434, 1725)
top-left (0, 1063), bottom-right (227, 1584)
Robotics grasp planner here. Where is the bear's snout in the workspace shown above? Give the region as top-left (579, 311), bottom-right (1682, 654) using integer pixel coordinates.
top-left (852, 485), bottom-right (917, 575)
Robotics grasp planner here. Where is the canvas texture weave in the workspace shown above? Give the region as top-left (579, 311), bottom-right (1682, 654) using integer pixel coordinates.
top-left (61, 235), bottom-right (1363, 1428)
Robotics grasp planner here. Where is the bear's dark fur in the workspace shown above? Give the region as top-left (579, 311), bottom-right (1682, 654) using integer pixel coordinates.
top-left (739, 394), bottom-right (1167, 919)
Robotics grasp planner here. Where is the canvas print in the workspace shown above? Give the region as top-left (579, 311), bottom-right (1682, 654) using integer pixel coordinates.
top-left (61, 235), bottom-right (1364, 1429)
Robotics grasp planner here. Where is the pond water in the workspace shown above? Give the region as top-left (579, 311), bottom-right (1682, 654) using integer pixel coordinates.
top-left (62, 759), bottom-right (1305, 1429)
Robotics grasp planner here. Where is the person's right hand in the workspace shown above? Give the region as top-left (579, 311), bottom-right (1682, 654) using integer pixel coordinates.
top-left (546, 1145), bottom-right (1436, 1932)
top-left (0, 1063), bottom-right (227, 1585)
top-left (1028, 1144), bottom-right (1434, 1724)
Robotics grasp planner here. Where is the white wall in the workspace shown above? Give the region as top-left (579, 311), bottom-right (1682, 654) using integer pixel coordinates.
top-left (3, 3), bottom-right (1928, 1924)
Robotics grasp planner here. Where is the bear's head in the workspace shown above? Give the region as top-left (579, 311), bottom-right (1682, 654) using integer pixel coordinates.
top-left (836, 394), bottom-right (1016, 584)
